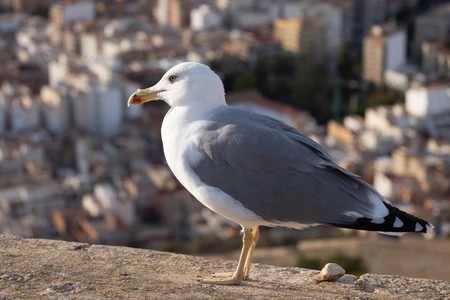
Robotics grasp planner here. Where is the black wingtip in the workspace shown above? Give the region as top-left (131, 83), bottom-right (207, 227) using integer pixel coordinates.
top-left (327, 203), bottom-right (434, 234)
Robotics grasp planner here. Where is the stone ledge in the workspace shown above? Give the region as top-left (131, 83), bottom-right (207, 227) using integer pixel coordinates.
top-left (0, 234), bottom-right (449, 299)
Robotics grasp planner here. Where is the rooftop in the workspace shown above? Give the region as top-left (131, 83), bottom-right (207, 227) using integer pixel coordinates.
top-left (226, 89), bottom-right (307, 118)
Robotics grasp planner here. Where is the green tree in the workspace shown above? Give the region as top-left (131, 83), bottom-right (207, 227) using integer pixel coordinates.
top-left (296, 254), bottom-right (322, 270)
top-left (254, 52), bottom-right (335, 123)
top-left (293, 55), bottom-right (333, 123)
top-left (255, 52), bottom-right (296, 99)
top-left (296, 253), bottom-right (368, 276)
top-left (337, 45), bottom-right (353, 79)
top-left (233, 72), bottom-right (256, 91)
top-left (366, 87), bottom-right (402, 108)
top-left (32, 5), bottom-right (49, 18)
top-left (337, 45), bottom-right (361, 80)
top-left (326, 253), bottom-right (368, 276)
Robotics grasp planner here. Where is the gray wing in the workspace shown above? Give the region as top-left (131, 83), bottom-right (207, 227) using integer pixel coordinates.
top-left (191, 107), bottom-right (388, 226)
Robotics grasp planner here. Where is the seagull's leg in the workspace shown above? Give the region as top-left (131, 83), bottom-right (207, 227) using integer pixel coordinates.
top-left (243, 227), bottom-right (259, 280)
top-left (199, 228), bottom-right (253, 285)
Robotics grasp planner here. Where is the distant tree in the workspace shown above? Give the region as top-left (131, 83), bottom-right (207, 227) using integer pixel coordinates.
top-left (337, 45), bottom-right (353, 79)
top-left (296, 252), bottom-right (368, 276)
top-left (233, 72), bottom-right (256, 91)
top-left (418, 0), bottom-right (432, 10)
top-left (271, 54), bottom-right (297, 75)
top-left (253, 52), bottom-right (335, 123)
top-left (265, 73), bottom-right (294, 100)
top-left (352, 102), bottom-right (367, 117)
top-left (337, 44), bottom-right (361, 81)
top-left (326, 253), bottom-right (368, 276)
top-left (293, 54), bottom-right (333, 123)
top-left (254, 52), bottom-right (297, 101)
top-left (159, 242), bottom-right (189, 254)
top-left (366, 87), bottom-right (402, 108)
top-left (296, 254), bottom-right (322, 270)
top-left (32, 5), bottom-right (49, 18)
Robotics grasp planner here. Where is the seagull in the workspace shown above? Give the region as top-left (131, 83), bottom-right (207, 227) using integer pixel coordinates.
top-left (128, 62), bottom-right (433, 285)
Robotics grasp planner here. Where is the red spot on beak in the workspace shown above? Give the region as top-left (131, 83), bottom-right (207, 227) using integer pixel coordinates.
top-left (133, 97), bottom-right (144, 104)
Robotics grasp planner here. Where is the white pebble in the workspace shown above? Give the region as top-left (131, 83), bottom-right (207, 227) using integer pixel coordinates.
top-left (315, 263), bottom-right (345, 282)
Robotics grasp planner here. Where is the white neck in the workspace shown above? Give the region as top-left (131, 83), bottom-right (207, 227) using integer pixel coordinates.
top-left (167, 93), bottom-right (227, 119)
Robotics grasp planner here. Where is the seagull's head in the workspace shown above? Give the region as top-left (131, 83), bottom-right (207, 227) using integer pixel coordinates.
top-left (127, 62), bottom-right (225, 109)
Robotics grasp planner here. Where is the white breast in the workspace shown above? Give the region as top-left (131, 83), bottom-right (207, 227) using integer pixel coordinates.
top-left (161, 107), bottom-right (266, 229)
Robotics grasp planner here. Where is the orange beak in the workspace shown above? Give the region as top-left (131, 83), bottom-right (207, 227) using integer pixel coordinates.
top-left (127, 88), bottom-right (163, 107)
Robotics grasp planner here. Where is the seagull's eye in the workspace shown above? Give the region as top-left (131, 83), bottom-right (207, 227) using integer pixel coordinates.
top-left (168, 75), bottom-right (177, 83)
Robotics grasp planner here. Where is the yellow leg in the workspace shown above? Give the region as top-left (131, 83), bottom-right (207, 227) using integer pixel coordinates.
top-left (199, 228), bottom-right (253, 285)
top-left (243, 227), bottom-right (259, 280)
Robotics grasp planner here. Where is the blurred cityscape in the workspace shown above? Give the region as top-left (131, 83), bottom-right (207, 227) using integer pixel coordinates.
top-left (0, 0), bottom-right (450, 280)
